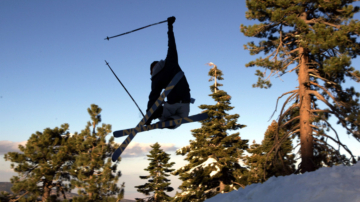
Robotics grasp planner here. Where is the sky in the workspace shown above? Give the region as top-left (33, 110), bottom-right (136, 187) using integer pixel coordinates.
top-left (1, 1), bottom-right (359, 200)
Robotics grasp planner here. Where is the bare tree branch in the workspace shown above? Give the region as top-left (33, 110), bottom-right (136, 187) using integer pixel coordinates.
top-left (278, 101), bottom-right (300, 124)
top-left (308, 70), bottom-right (337, 85)
top-left (231, 181), bottom-right (245, 189)
top-left (346, 70), bottom-right (360, 83)
top-left (308, 90), bottom-right (335, 110)
top-left (322, 119), bottom-right (342, 151)
top-left (310, 109), bottom-right (331, 113)
top-left (287, 64), bottom-right (300, 74)
top-left (282, 115), bottom-right (300, 127)
top-left (11, 191), bottom-right (29, 202)
top-left (269, 90), bottom-right (299, 121)
top-left (313, 131), bottom-right (356, 162)
top-left (310, 82), bottom-right (346, 107)
top-left (281, 57), bottom-right (300, 72)
top-left (304, 19), bottom-right (341, 29)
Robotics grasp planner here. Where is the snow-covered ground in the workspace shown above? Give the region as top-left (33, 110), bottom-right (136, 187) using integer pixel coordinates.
top-left (206, 163), bottom-right (360, 202)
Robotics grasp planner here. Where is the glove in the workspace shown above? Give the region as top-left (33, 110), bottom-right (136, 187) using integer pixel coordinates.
top-left (167, 16), bottom-right (176, 26)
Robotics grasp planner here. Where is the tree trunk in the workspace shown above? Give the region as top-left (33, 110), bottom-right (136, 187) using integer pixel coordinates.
top-left (219, 181), bottom-right (225, 193)
top-left (42, 182), bottom-right (51, 202)
top-left (298, 46), bottom-right (315, 172)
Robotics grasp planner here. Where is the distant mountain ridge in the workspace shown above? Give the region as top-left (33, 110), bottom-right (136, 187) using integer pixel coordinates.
top-left (0, 182), bottom-right (135, 202)
top-left (0, 182), bottom-right (12, 193)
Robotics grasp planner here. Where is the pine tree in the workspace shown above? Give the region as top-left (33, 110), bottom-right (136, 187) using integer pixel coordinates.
top-left (0, 191), bottom-right (17, 202)
top-left (70, 104), bottom-right (124, 202)
top-left (245, 120), bottom-right (295, 184)
top-left (135, 142), bottom-right (175, 202)
top-left (4, 124), bottom-right (75, 202)
top-left (241, 0), bottom-right (360, 172)
top-left (173, 63), bottom-right (248, 202)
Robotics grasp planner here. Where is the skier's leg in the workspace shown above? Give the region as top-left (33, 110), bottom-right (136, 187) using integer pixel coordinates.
top-left (165, 103), bottom-right (190, 129)
top-left (160, 103), bottom-right (175, 121)
top-left (163, 103), bottom-right (189, 120)
top-left (176, 103), bottom-right (190, 118)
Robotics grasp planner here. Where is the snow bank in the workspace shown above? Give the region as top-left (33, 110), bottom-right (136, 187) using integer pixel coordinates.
top-left (205, 163), bottom-right (360, 202)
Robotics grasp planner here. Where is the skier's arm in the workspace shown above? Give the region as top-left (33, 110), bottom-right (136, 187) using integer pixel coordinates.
top-left (165, 17), bottom-right (178, 67)
top-left (147, 81), bottom-right (162, 112)
top-left (145, 81), bottom-right (163, 125)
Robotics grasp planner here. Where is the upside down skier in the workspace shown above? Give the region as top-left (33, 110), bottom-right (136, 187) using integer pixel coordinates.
top-left (145, 16), bottom-right (191, 126)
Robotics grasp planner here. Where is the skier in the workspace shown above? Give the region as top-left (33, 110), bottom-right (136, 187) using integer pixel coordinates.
top-left (145, 16), bottom-right (191, 126)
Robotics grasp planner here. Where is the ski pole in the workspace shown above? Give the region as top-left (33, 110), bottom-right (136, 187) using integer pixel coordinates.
top-left (105, 60), bottom-right (145, 119)
top-left (104, 19), bottom-right (167, 40)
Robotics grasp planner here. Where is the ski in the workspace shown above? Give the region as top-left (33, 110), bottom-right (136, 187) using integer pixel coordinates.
top-left (113, 113), bottom-right (208, 137)
top-left (112, 71), bottom-right (184, 162)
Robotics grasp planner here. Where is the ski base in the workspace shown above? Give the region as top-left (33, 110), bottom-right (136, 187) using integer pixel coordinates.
top-left (113, 113), bottom-right (208, 138)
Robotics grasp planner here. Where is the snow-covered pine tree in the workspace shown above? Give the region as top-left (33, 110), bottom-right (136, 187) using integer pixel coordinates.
top-left (4, 124), bottom-right (75, 202)
top-left (245, 120), bottom-right (295, 184)
top-left (173, 63), bottom-right (248, 202)
top-left (70, 104), bottom-right (124, 202)
top-left (135, 142), bottom-right (175, 202)
top-left (241, 0), bottom-right (360, 172)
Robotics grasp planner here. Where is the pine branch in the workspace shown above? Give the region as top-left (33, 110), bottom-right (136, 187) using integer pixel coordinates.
top-left (263, 125), bottom-right (300, 179)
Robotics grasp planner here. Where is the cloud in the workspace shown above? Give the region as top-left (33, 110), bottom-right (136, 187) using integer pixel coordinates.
top-left (0, 141), bottom-right (27, 155)
top-left (121, 142), bottom-right (178, 158)
top-left (0, 140), bottom-right (178, 158)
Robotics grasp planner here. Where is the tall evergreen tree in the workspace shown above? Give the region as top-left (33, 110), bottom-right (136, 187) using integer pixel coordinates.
top-left (4, 124), bottom-right (75, 202)
top-left (245, 120), bottom-right (295, 184)
top-left (173, 63), bottom-right (248, 202)
top-left (70, 104), bottom-right (124, 202)
top-left (241, 0), bottom-right (360, 172)
top-left (135, 142), bottom-right (175, 202)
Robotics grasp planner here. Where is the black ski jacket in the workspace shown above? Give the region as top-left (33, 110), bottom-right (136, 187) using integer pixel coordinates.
top-left (147, 25), bottom-right (191, 112)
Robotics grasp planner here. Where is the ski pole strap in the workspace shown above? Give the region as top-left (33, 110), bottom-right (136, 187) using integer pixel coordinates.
top-left (105, 19), bottom-right (167, 40)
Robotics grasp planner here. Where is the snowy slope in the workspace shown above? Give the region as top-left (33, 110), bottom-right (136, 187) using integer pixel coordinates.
top-left (205, 163), bottom-right (360, 202)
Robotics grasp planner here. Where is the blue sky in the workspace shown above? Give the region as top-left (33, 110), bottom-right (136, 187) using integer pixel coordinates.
top-left (1, 1), bottom-right (360, 200)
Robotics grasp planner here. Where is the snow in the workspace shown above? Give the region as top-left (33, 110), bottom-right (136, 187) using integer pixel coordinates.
top-left (205, 163), bottom-right (360, 202)
top-left (188, 158), bottom-right (220, 177)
